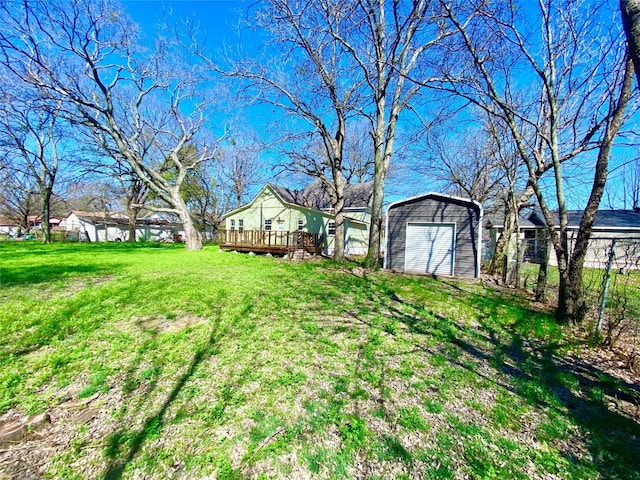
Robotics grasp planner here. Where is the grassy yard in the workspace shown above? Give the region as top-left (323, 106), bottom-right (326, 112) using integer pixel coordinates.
top-left (0, 243), bottom-right (639, 479)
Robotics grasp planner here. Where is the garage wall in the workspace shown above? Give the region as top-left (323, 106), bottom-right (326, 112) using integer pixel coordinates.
top-left (385, 194), bottom-right (482, 278)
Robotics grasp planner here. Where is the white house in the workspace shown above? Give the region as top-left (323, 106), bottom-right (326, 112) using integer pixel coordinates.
top-left (63, 211), bottom-right (184, 242)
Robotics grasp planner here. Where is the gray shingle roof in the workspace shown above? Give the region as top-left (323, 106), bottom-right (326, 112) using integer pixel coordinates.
top-left (269, 179), bottom-right (373, 211)
top-left (528, 209), bottom-right (640, 229)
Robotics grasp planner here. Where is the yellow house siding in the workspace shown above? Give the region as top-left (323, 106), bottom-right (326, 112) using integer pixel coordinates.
top-left (224, 184), bottom-right (371, 256)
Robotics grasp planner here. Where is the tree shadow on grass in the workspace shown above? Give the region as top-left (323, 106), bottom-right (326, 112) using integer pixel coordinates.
top-left (0, 262), bottom-right (120, 287)
top-left (0, 242), bottom-right (180, 287)
top-left (101, 317), bottom-right (223, 480)
top-left (361, 275), bottom-right (640, 480)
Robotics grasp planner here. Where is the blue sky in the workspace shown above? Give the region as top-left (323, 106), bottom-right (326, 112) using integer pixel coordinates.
top-left (121, 0), bottom-right (437, 202)
top-left (123, 0), bottom-right (242, 41)
top-left (119, 0), bottom-right (639, 212)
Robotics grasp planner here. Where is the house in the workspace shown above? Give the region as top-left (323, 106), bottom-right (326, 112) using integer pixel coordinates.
top-left (221, 180), bottom-right (373, 256)
top-left (63, 211), bottom-right (184, 242)
top-left (384, 193), bottom-right (483, 278)
top-left (0, 216), bottom-right (18, 235)
top-left (489, 209), bottom-right (640, 269)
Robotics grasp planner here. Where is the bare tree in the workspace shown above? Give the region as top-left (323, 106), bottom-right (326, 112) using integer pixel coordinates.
top-left (417, 113), bottom-right (508, 209)
top-left (118, 171), bottom-right (150, 242)
top-left (321, 0), bottom-right (458, 266)
top-left (222, 0), bottom-right (365, 261)
top-left (622, 157), bottom-right (640, 209)
top-left (0, 85), bottom-right (64, 243)
top-left (0, 166), bottom-right (38, 234)
top-left (439, 0), bottom-right (636, 322)
top-left (0, 0), bottom-right (223, 250)
top-left (218, 138), bottom-right (265, 210)
top-left (343, 124), bottom-right (374, 183)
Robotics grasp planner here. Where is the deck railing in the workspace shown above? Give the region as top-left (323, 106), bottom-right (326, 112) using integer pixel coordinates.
top-left (222, 230), bottom-right (323, 253)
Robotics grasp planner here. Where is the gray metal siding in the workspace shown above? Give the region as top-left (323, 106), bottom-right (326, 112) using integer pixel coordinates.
top-left (387, 196), bottom-right (481, 278)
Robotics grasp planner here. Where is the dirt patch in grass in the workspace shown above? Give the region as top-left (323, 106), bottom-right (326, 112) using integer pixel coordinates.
top-left (124, 314), bottom-right (208, 334)
top-left (0, 388), bottom-right (121, 480)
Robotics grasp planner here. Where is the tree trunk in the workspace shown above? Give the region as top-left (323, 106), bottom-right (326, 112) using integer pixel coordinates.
top-left (41, 186), bottom-right (52, 243)
top-left (172, 190), bottom-right (202, 250)
top-left (126, 205), bottom-right (140, 242)
top-left (489, 185), bottom-right (535, 276)
top-left (557, 57), bottom-right (633, 323)
top-left (621, 0), bottom-right (640, 86)
top-left (535, 243), bottom-right (549, 302)
top-left (366, 95), bottom-right (394, 268)
top-left (366, 166), bottom-right (385, 267)
top-left (333, 190), bottom-right (346, 261)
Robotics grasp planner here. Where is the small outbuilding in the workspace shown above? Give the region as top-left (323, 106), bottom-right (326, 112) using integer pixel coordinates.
top-left (384, 193), bottom-right (483, 278)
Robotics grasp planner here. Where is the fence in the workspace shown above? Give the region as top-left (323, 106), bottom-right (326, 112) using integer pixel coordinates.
top-left (518, 236), bottom-right (640, 361)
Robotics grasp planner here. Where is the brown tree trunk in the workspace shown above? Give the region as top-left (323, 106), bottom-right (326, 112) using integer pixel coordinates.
top-left (126, 205), bottom-right (140, 242)
top-left (621, 0), bottom-right (640, 86)
top-left (559, 57), bottom-right (635, 323)
top-left (332, 179), bottom-right (346, 261)
top-left (535, 244), bottom-right (549, 302)
top-left (41, 187), bottom-right (52, 243)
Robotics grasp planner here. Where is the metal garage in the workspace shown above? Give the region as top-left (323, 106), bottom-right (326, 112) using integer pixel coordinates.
top-left (384, 193), bottom-right (483, 278)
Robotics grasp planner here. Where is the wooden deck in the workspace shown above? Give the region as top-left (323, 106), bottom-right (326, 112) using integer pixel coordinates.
top-left (220, 230), bottom-right (324, 255)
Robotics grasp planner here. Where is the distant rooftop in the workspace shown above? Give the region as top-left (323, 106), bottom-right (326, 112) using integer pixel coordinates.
top-left (490, 209), bottom-right (640, 230)
top-left (528, 209), bottom-right (640, 229)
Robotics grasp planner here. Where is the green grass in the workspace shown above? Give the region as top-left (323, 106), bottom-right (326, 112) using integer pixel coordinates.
top-left (0, 242), bottom-right (639, 479)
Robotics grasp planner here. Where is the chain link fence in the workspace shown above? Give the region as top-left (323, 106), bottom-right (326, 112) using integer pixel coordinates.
top-left (518, 236), bottom-right (640, 364)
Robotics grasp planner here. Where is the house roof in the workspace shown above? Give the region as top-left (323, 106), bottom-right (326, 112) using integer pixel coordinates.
top-left (271, 179), bottom-right (373, 211)
top-left (226, 180), bottom-right (373, 219)
top-left (70, 210), bottom-right (128, 219)
top-left (528, 209), bottom-right (640, 229)
top-left (387, 191), bottom-right (482, 213)
top-left (69, 211), bottom-right (181, 228)
top-left (491, 209), bottom-right (640, 230)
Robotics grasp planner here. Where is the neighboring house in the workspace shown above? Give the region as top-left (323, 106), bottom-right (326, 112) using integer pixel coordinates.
top-left (48, 217), bottom-right (63, 229)
top-left (222, 180), bottom-right (373, 256)
top-left (384, 193), bottom-right (483, 278)
top-left (489, 209), bottom-right (640, 269)
top-left (63, 211), bottom-right (184, 242)
top-left (0, 216), bottom-right (18, 235)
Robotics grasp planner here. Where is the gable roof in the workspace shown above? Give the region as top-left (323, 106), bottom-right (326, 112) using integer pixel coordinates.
top-left (68, 211), bottom-right (181, 228)
top-left (273, 179), bottom-right (373, 210)
top-left (387, 191), bottom-right (482, 213)
top-left (0, 215), bottom-right (18, 225)
top-left (528, 209), bottom-right (640, 229)
top-left (491, 209), bottom-right (640, 230)
top-left (225, 180), bottom-right (373, 218)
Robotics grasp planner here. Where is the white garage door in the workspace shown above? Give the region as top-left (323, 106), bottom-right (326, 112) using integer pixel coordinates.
top-left (404, 223), bottom-right (455, 275)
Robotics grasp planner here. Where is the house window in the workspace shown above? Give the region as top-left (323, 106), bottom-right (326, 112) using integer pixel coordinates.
top-left (230, 219), bottom-right (235, 230)
top-left (524, 229), bottom-right (536, 239)
top-left (264, 219), bottom-right (272, 231)
top-left (238, 219), bottom-right (244, 232)
top-left (328, 221), bottom-right (336, 236)
top-left (277, 220), bottom-right (285, 232)
top-left (297, 219), bottom-right (304, 231)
